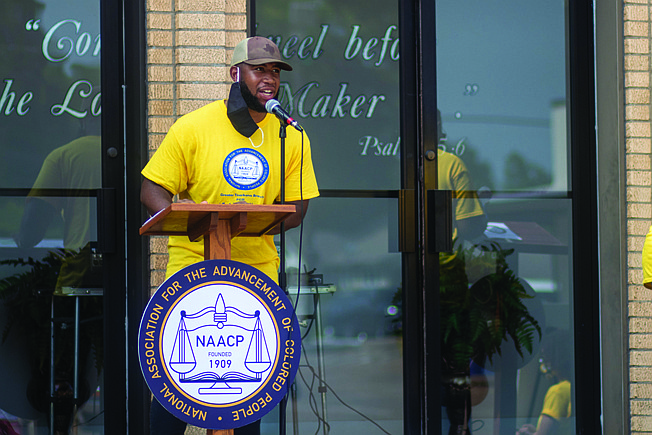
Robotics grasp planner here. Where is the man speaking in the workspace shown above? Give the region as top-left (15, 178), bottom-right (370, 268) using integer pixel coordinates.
top-left (140, 36), bottom-right (319, 435)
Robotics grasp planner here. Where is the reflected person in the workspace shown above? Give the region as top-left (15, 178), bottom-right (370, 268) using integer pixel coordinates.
top-left (516, 329), bottom-right (572, 435)
top-left (436, 110), bottom-right (487, 248)
top-left (11, 110), bottom-right (102, 434)
top-left (437, 109), bottom-right (488, 435)
top-left (15, 115), bottom-right (102, 291)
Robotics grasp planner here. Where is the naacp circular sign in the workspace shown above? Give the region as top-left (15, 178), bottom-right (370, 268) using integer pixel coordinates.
top-left (139, 259), bottom-right (301, 429)
top-left (223, 148), bottom-right (269, 190)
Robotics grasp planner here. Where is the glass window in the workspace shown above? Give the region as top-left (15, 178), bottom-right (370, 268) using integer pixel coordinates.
top-left (436, 1), bottom-right (575, 433)
top-left (256, 1), bottom-right (401, 191)
top-left (0, 1), bottom-right (103, 433)
top-left (269, 197), bottom-right (403, 434)
top-left (256, 1), bottom-right (404, 432)
top-left (257, 0), bottom-right (576, 433)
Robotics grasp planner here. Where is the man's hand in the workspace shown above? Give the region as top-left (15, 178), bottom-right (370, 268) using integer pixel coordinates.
top-left (141, 179), bottom-right (211, 216)
top-left (516, 415), bottom-right (559, 435)
top-left (268, 199), bottom-right (310, 235)
top-left (516, 424), bottom-right (536, 435)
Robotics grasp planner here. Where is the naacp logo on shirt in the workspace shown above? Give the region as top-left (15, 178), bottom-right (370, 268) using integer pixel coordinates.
top-left (223, 148), bottom-right (269, 190)
top-left (138, 259), bottom-right (301, 430)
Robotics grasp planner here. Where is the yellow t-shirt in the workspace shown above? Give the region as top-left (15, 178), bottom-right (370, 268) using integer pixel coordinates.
top-left (28, 136), bottom-right (102, 290)
top-left (643, 225), bottom-right (652, 289)
top-left (142, 100), bottom-right (319, 281)
top-left (437, 149), bottom-right (484, 224)
top-left (437, 150), bottom-right (485, 265)
top-left (539, 379), bottom-right (571, 424)
top-left (29, 135), bottom-right (101, 250)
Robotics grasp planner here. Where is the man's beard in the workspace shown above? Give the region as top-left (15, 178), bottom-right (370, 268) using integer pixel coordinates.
top-left (240, 79), bottom-right (278, 113)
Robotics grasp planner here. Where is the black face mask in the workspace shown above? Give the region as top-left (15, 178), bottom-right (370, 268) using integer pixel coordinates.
top-left (227, 82), bottom-right (259, 138)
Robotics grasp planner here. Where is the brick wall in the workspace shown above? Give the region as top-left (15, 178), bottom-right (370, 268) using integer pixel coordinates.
top-left (625, 0), bottom-right (652, 432)
top-left (145, 0), bottom-right (247, 295)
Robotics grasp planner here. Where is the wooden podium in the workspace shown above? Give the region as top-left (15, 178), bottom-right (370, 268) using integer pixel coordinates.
top-left (140, 202), bottom-right (296, 435)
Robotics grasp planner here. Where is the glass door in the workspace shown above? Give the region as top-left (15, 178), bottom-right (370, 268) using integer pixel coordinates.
top-left (0, 1), bottom-right (125, 433)
top-left (255, 1), bottom-right (404, 433)
top-left (430, 1), bottom-right (578, 434)
top-left (253, 0), bottom-right (599, 433)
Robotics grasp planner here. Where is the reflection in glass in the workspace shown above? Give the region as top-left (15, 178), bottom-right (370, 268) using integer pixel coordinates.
top-left (17, 132), bottom-right (102, 290)
top-left (256, 0), bottom-right (401, 191)
top-left (0, 134), bottom-right (103, 435)
top-left (437, 112), bottom-right (543, 435)
top-left (255, 0), bottom-right (405, 428)
top-left (0, 0), bottom-right (103, 433)
top-left (516, 329), bottom-right (573, 435)
top-left (437, 0), bottom-right (574, 432)
top-left (269, 198), bottom-right (403, 434)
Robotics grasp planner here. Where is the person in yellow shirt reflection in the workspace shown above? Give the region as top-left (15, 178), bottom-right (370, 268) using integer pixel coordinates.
top-left (437, 110), bottom-right (489, 435)
top-left (10, 108), bottom-right (102, 434)
top-left (438, 148), bottom-right (487, 243)
top-left (516, 330), bottom-right (572, 435)
top-left (436, 110), bottom-right (487, 247)
top-left (16, 135), bottom-right (102, 290)
top-left (16, 105), bottom-right (102, 292)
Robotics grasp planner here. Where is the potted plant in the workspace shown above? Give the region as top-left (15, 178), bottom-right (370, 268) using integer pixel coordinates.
top-left (0, 249), bottom-right (103, 435)
top-left (440, 240), bottom-right (541, 434)
top-left (390, 240), bottom-right (542, 434)
top-left (440, 241), bottom-right (541, 369)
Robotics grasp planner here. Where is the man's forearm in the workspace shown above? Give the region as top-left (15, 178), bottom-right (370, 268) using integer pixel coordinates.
top-left (268, 200), bottom-right (309, 235)
top-left (141, 178), bottom-right (174, 216)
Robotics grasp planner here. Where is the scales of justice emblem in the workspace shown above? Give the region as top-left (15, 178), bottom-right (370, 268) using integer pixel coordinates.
top-left (161, 281), bottom-right (279, 403)
top-left (139, 260), bottom-right (301, 429)
top-left (224, 148), bottom-right (269, 190)
top-left (169, 291), bottom-right (273, 396)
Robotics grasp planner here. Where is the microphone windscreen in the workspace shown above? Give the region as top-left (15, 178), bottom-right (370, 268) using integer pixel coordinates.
top-left (265, 99), bottom-right (279, 113)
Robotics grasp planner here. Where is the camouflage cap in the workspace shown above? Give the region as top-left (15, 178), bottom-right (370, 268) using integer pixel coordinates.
top-left (230, 36), bottom-right (292, 71)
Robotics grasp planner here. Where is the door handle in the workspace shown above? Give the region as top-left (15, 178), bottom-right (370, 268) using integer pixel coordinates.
top-left (398, 189), bottom-right (416, 253)
top-left (427, 189), bottom-right (453, 253)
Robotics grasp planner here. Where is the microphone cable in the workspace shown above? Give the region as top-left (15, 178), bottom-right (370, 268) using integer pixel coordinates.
top-left (279, 126), bottom-right (307, 434)
top-left (284, 128), bottom-right (393, 435)
top-left (297, 339), bottom-right (393, 435)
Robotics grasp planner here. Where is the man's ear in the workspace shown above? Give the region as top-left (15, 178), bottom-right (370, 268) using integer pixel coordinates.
top-left (229, 66), bottom-right (239, 82)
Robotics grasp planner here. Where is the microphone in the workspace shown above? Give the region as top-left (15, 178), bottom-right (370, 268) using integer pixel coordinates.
top-left (265, 99), bottom-right (303, 132)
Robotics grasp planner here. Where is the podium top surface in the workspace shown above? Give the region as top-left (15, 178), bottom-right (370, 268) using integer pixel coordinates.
top-left (139, 203), bottom-right (296, 238)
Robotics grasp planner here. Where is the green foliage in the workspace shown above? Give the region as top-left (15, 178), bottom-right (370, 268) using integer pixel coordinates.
top-left (389, 240), bottom-right (542, 371)
top-left (440, 241), bottom-right (542, 371)
top-left (504, 152), bottom-right (552, 190)
top-left (0, 250), bottom-right (103, 375)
